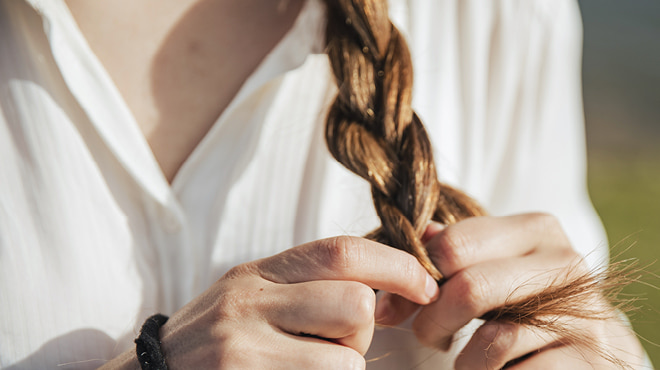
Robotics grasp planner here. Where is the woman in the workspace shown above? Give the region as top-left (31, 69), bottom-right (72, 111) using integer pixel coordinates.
top-left (0, 0), bottom-right (648, 368)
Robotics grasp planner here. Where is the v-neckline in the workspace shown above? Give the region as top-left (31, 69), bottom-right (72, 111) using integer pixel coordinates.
top-left (37, 0), bottom-right (326, 203)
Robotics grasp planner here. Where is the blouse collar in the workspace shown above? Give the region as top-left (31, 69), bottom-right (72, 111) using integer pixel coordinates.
top-left (19, 0), bottom-right (327, 206)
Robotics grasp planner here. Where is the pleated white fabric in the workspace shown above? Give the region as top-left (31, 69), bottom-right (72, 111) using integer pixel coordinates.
top-left (0, 0), bottom-right (615, 368)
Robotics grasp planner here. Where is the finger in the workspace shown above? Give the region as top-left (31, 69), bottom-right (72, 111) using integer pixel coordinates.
top-left (374, 292), bottom-right (419, 327)
top-left (455, 323), bottom-right (558, 370)
top-left (254, 331), bottom-right (367, 370)
top-left (267, 280), bottom-right (376, 355)
top-left (254, 236), bottom-right (439, 304)
top-left (287, 337), bottom-right (367, 370)
top-left (412, 250), bottom-right (579, 349)
top-left (505, 323), bottom-right (648, 370)
top-left (504, 344), bottom-right (615, 370)
top-left (421, 222), bottom-right (445, 243)
top-left (368, 222), bottom-right (441, 327)
top-left (426, 214), bottom-right (574, 277)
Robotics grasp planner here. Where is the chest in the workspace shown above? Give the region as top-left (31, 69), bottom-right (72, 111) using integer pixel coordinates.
top-left (65, 0), bottom-right (304, 182)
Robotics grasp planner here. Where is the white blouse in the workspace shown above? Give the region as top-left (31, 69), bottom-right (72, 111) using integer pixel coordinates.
top-left (0, 0), bottom-right (611, 368)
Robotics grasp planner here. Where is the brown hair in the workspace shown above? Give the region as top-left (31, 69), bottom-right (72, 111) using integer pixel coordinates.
top-left (323, 0), bottom-right (484, 281)
top-left (321, 0), bottom-right (634, 364)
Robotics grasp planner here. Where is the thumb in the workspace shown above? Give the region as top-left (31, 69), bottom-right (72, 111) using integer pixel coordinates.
top-left (374, 291), bottom-right (420, 327)
top-left (421, 222), bottom-right (446, 244)
top-left (373, 222), bottom-right (445, 326)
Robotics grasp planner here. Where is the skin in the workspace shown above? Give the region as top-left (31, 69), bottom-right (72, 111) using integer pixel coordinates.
top-left (99, 215), bottom-right (645, 369)
top-left (377, 215), bottom-right (645, 369)
top-left (101, 236), bottom-right (439, 369)
top-left (64, 1), bottom-right (645, 368)
top-left (65, 0), bottom-right (305, 182)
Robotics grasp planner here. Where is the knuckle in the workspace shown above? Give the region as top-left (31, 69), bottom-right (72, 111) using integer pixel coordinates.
top-left (449, 269), bottom-right (491, 316)
top-left (434, 225), bottom-right (474, 274)
top-left (527, 212), bottom-right (558, 227)
top-left (211, 280), bottom-right (264, 321)
top-left (223, 262), bottom-right (256, 279)
top-left (211, 286), bottom-right (243, 319)
top-left (320, 235), bottom-right (363, 273)
top-left (528, 212), bottom-right (568, 240)
top-left (343, 282), bottom-right (376, 327)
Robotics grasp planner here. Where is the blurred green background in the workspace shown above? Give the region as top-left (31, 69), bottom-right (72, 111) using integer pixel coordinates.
top-left (579, 0), bottom-right (660, 366)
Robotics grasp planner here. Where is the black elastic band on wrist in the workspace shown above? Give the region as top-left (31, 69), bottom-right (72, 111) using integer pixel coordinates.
top-left (135, 313), bottom-right (169, 370)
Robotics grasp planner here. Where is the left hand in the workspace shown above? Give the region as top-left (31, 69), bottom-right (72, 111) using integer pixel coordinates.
top-left (374, 213), bottom-right (646, 369)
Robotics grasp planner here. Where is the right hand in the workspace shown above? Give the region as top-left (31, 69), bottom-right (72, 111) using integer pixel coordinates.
top-left (157, 236), bottom-right (440, 369)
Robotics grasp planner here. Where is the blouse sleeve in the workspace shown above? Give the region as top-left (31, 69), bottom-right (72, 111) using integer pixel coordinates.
top-left (378, 1), bottom-right (649, 369)
top-left (483, 0), bottom-right (609, 269)
top-left (399, 0), bottom-right (609, 269)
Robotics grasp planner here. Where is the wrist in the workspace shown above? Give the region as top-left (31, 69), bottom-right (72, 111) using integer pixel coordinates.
top-left (98, 348), bottom-right (141, 370)
top-left (135, 314), bottom-right (170, 370)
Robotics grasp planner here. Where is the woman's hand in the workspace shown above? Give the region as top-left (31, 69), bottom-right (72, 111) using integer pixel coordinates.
top-left (103, 236), bottom-right (439, 369)
top-left (374, 213), bottom-right (646, 369)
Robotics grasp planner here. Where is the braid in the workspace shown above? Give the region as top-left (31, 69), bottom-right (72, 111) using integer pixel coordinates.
top-left (321, 1), bottom-right (635, 364)
top-left (323, 0), bottom-right (485, 280)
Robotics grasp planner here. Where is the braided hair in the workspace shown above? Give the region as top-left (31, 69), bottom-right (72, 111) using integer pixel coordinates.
top-left (323, 0), bottom-right (484, 281)
top-left (321, 0), bottom-right (634, 363)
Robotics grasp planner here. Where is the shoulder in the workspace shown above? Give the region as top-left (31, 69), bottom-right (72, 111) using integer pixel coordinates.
top-left (391, 0), bottom-right (581, 39)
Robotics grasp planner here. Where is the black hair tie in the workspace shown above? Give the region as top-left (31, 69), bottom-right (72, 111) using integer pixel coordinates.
top-left (135, 314), bottom-right (169, 370)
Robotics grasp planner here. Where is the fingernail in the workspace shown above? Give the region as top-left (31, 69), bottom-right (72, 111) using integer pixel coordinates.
top-left (425, 274), bottom-right (439, 301)
top-left (426, 222), bottom-right (446, 234)
top-left (422, 222), bottom-right (446, 243)
top-left (374, 294), bottom-right (393, 324)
